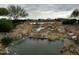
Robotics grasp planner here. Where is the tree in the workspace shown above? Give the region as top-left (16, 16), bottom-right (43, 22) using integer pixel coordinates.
top-left (8, 5), bottom-right (28, 20)
top-left (70, 9), bottom-right (79, 18)
top-left (0, 8), bottom-right (9, 16)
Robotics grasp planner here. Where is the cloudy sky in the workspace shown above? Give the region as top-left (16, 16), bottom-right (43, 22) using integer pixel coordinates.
top-left (0, 4), bottom-right (79, 19)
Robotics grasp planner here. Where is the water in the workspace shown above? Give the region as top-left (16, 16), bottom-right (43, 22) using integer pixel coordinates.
top-left (8, 38), bottom-right (64, 55)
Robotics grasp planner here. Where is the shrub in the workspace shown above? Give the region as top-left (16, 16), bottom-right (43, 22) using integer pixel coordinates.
top-left (0, 18), bottom-right (13, 32)
top-left (1, 37), bottom-right (13, 47)
top-left (62, 19), bottom-right (76, 25)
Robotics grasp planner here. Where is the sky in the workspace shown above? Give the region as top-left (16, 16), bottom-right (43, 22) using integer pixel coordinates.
top-left (0, 4), bottom-right (79, 19)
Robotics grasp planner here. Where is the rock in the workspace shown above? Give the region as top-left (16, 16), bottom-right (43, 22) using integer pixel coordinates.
top-left (68, 33), bottom-right (74, 36)
top-left (75, 49), bottom-right (79, 54)
top-left (60, 50), bottom-right (63, 53)
top-left (71, 36), bottom-right (77, 40)
top-left (48, 38), bottom-right (55, 41)
top-left (0, 47), bottom-right (8, 55)
top-left (69, 47), bottom-right (75, 52)
top-left (58, 28), bottom-right (65, 33)
top-left (64, 51), bottom-right (71, 55)
top-left (5, 47), bottom-right (9, 54)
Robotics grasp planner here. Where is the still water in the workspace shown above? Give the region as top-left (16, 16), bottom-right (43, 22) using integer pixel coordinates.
top-left (8, 38), bottom-right (64, 55)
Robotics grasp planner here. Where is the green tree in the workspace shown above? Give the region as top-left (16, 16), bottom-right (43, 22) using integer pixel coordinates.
top-left (0, 8), bottom-right (9, 16)
top-left (8, 5), bottom-right (28, 20)
top-left (70, 9), bottom-right (79, 18)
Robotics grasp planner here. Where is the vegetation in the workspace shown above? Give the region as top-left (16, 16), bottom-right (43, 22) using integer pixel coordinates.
top-left (0, 18), bottom-right (13, 32)
top-left (1, 37), bottom-right (13, 47)
top-left (8, 5), bottom-right (28, 20)
top-left (70, 9), bottom-right (79, 18)
top-left (62, 19), bottom-right (76, 25)
top-left (0, 8), bottom-right (9, 16)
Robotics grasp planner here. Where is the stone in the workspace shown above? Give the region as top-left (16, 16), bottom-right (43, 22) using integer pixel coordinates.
top-left (69, 47), bottom-right (75, 52)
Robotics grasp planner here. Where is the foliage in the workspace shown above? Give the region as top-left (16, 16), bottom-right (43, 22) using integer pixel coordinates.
top-left (1, 37), bottom-right (13, 47)
top-left (62, 19), bottom-right (76, 25)
top-left (70, 9), bottom-right (79, 18)
top-left (8, 5), bottom-right (28, 20)
top-left (0, 8), bottom-right (9, 16)
top-left (0, 18), bottom-right (13, 32)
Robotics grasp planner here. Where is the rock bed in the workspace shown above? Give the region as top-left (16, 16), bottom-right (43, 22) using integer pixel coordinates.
top-left (0, 21), bottom-right (79, 55)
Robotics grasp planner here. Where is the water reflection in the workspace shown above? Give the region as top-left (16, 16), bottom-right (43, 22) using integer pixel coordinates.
top-left (8, 38), bottom-right (64, 55)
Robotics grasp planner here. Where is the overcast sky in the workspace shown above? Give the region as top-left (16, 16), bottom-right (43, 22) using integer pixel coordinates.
top-left (0, 4), bottom-right (79, 19)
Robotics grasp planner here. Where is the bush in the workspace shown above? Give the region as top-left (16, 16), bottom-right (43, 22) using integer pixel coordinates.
top-left (0, 19), bottom-right (13, 32)
top-left (1, 37), bottom-right (13, 47)
top-left (62, 19), bottom-right (76, 25)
